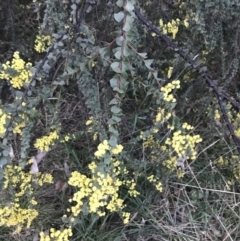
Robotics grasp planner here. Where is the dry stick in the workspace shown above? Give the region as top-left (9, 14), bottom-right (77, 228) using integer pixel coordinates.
top-left (134, 6), bottom-right (240, 154)
top-left (74, 0), bottom-right (99, 32)
top-left (74, 1), bottom-right (91, 32)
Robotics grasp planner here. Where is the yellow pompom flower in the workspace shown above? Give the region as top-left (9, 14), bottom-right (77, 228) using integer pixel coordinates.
top-left (0, 51), bottom-right (32, 89)
top-left (35, 34), bottom-right (52, 53)
top-left (111, 144), bottom-right (123, 155)
top-left (34, 130), bottom-right (59, 151)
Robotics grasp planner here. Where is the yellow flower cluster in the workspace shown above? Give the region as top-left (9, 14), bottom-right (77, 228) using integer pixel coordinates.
top-left (60, 133), bottom-right (75, 143)
top-left (1, 165), bottom-right (53, 232)
top-left (214, 109), bottom-right (221, 119)
top-left (163, 156), bottom-right (178, 170)
top-left (0, 109), bottom-right (10, 136)
top-left (182, 122), bottom-right (194, 130)
top-left (147, 175), bottom-right (156, 182)
top-left (68, 170), bottom-right (124, 217)
top-left (214, 156), bottom-right (228, 167)
top-left (142, 135), bottom-right (158, 148)
top-left (215, 155), bottom-right (240, 180)
top-left (122, 212), bottom-right (130, 224)
top-left (159, 19), bottom-right (180, 39)
top-left (155, 108), bottom-right (172, 124)
top-left (142, 136), bottom-right (162, 162)
top-left (36, 173), bottom-right (53, 186)
top-left (86, 117), bottom-right (99, 140)
top-left (229, 155), bottom-right (240, 180)
top-left (167, 66), bottom-right (173, 78)
top-left (12, 109), bottom-right (31, 135)
top-left (160, 80), bottom-right (180, 102)
top-left (64, 135), bottom-right (70, 141)
top-left (35, 34), bottom-right (52, 53)
top-left (94, 140), bottom-right (124, 158)
top-left (113, 158), bottom-right (129, 175)
top-left (111, 144), bottom-right (124, 155)
top-left (158, 15), bottom-right (189, 39)
top-left (184, 18), bottom-right (189, 28)
top-left (147, 175), bottom-right (163, 192)
top-left (39, 227), bottom-right (73, 241)
top-left (13, 121), bottom-right (25, 135)
top-left (94, 140), bottom-right (110, 157)
top-left (177, 168), bottom-right (185, 179)
top-left (93, 132), bottom-right (98, 140)
top-left (155, 182), bottom-right (163, 192)
top-left (0, 51), bottom-right (32, 89)
top-left (34, 130), bottom-right (59, 151)
top-left (68, 157), bottom-right (134, 224)
top-left (86, 116), bottom-right (93, 125)
top-left (140, 134), bottom-right (162, 160)
top-left (236, 128), bottom-right (240, 137)
top-left (123, 179), bottom-right (140, 197)
top-left (183, 14), bottom-right (190, 28)
top-left (0, 203), bottom-right (38, 233)
top-left (165, 128), bottom-right (202, 160)
top-left (229, 109), bottom-right (240, 137)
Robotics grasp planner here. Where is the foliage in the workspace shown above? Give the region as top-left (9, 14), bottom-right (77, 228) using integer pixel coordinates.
top-left (0, 0), bottom-right (240, 240)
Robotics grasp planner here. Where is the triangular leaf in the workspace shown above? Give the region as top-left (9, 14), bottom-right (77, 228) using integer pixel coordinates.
top-left (123, 22), bottom-right (130, 32)
top-left (138, 52), bottom-right (148, 58)
top-left (114, 11), bottom-right (124, 22)
top-left (125, 1), bottom-right (134, 11)
top-left (113, 47), bottom-right (122, 59)
top-left (109, 135), bottom-right (118, 147)
top-left (0, 157), bottom-right (8, 166)
top-left (109, 98), bottom-right (119, 105)
top-left (110, 77), bottom-right (118, 88)
top-left (113, 87), bottom-right (124, 93)
top-left (116, 0), bottom-right (123, 7)
top-left (111, 105), bottom-right (121, 114)
top-left (145, 59), bottom-right (154, 70)
top-left (111, 62), bottom-right (121, 73)
top-left (116, 36), bottom-right (124, 46)
top-left (109, 126), bottom-right (119, 135)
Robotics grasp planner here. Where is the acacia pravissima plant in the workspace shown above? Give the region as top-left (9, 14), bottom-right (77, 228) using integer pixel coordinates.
top-left (0, 0), bottom-right (240, 240)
